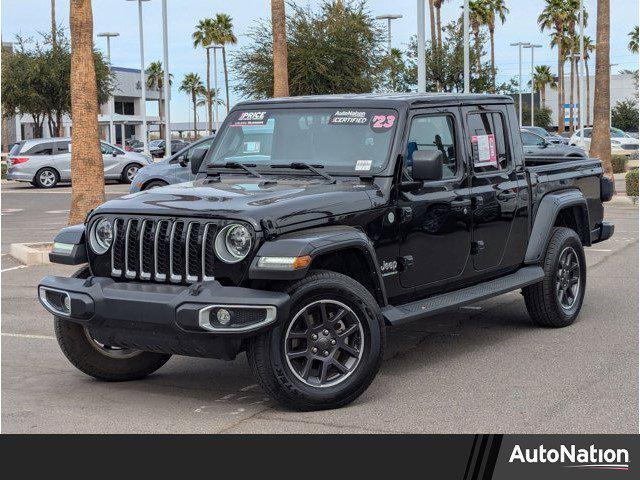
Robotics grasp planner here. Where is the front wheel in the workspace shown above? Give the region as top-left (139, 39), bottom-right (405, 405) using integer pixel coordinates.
top-left (523, 227), bottom-right (586, 327)
top-left (247, 270), bottom-right (385, 411)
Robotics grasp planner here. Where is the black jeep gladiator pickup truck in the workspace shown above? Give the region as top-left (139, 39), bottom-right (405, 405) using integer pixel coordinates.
top-left (39, 93), bottom-right (614, 411)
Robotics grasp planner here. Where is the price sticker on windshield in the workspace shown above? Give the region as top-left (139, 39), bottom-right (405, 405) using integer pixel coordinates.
top-left (231, 111), bottom-right (269, 127)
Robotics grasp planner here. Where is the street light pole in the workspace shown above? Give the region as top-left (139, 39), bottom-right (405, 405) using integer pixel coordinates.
top-left (97, 32), bottom-right (119, 144)
top-left (207, 45), bottom-right (223, 133)
top-left (463, 0), bottom-right (470, 93)
top-left (579, 0), bottom-right (586, 147)
top-left (161, 0), bottom-right (171, 158)
top-left (524, 44), bottom-right (542, 126)
top-left (375, 14), bottom-right (403, 54)
top-left (127, 0), bottom-right (151, 155)
top-left (417, 0), bottom-right (426, 93)
top-left (511, 42), bottom-right (530, 126)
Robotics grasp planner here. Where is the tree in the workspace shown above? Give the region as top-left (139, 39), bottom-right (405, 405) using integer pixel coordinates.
top-left (146, 61), bottom-right (172, 140)
top-left (180, 73), bottom-right (204, 139)
top-left (234, 1), bottom-right (382, 98)
top-left (271, 0), bottom-right (289, 97)
top-left (629, 26), bottom-right (639, 53)
top-left (531, 65), bottom-right (556, 107)
top-left (485, 0), bottom-right (509, 92)
top-left (582, 35), bottom-right (595, 125)
top-left (68, 0), bottom-right (104, 225)
top-left (539, 0), bottom-right (577, 134)
top-left (590, 0), bottom-right (613, 181)
top-left (212, 13), bottom-right (237, 111)
top-left (378, 48), bottom-right (413, 93)
top-left (611, 99), bottom-right (639, 132)
top-left (193, 18), bottom-right (216, 134)
top-left (433, 0), bottom-right (449, 51)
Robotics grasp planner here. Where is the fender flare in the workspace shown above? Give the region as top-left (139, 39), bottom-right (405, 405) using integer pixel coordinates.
top-left (49, 224), bottom-right (88, 265)
top-left (524, 189), bottom-right (590, 264)
top-left (248, 225), bottom-right (387, 306)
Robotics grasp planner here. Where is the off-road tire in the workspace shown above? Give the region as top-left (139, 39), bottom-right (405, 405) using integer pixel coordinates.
top-left (53, 267), bottom-right (171, 381)
top-left (523, 227), bottom-right (586, 327)
top-left (247, 270), bottom-right (385, 411)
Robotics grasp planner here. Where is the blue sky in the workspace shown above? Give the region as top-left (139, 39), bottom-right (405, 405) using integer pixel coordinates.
top-left (2, 0), bottom-right (638, 123)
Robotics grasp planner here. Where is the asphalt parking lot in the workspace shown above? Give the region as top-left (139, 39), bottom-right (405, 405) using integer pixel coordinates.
top-left (1, 180), bottom-right (638, 433)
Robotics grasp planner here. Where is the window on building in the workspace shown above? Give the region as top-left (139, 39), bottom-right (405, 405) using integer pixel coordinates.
top-left (115, 101), bottom-right (135, 115)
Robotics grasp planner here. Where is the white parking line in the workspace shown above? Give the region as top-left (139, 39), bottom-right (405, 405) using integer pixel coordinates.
top-left (1, 265), bottom-right (28, 273)
top-left (590, 249), bottom-right (612, 252)
top-left (1, 332), bottom-right (55, 340)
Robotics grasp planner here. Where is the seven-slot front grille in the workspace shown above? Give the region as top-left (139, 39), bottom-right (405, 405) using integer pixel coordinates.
top-left (110, 218), bottom-right (221, 283)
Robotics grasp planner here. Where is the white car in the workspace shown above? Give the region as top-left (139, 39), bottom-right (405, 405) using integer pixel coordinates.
top-left (570, 127), bottom-right (639, 158)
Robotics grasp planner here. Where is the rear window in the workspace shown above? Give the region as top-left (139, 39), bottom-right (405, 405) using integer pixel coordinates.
top-left (9, 141), bottom-right (25, 155)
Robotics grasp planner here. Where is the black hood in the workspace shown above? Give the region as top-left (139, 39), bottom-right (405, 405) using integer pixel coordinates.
top-left (94, 176), bottom-right (381, 231)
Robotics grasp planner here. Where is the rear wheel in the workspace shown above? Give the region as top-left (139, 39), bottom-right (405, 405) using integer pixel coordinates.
top-left (34, 167), bottom-right (59, 188)
top-left (248, 270), bottom-right (385, 411)
top-left (523, 227), bottom-right (586, 327)
top-left (143, 180), bottom-right (168, 190)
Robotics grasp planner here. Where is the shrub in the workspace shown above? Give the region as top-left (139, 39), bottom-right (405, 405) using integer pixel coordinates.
top-left (612, 99), bottom-right (639, 133)
top-left (626, 168), bottom-right (638, 197)
top-left (611, 155), bottom-right (628, 174)
top-left (1, 161), bottom-right (7, 179)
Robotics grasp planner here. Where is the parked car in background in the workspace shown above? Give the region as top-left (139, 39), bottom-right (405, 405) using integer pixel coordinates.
top-left (129, 135), bottom-right (214, 192)
top-left (521, 126), bottom-right (567, 144)
top-left (521, 130), bottom-right (587, 159)
top-left (570, 127), bottom-right (640, 158)
top-left (625, 131), bottom-right (639, 139)
top-left (6, 137), bottom-right (152, 188)
top-left (124, 139), bottom-right (144, 152)
top-left (148, 139), bottom-right (191, 158)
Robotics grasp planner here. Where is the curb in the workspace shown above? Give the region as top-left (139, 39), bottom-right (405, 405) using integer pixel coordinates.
top-left (9, 242), bottom-right (53, 265)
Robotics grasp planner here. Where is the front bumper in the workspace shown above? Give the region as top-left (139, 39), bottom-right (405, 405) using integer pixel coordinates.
top-left (38, 276), bottom-right (290, 359)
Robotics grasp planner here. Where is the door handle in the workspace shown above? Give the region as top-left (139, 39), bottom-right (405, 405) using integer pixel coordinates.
top-left (497, 191), bottom-right (517, 201)
top-left (451, 199), bottom-right (472, 208)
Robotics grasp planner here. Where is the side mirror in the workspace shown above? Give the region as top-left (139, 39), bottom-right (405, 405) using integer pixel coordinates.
top-left (411, 150), bottom-right (443, 182)
top-left (190, 149), bottom-right (207, 175)
top-left (112, 151), bottom-right (118, 157)
top-left (178, 156), bottom-right (189, 168)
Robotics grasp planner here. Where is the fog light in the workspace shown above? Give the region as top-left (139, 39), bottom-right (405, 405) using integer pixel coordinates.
top-left (217, 308), bottom-right (231, 325)
top-left (63, 295), bottom-right (71, 313)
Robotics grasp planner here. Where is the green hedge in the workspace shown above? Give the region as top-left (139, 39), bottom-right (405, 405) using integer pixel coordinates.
top-left (1, 162), bottom-right (7, 179)
top-left (611, 155), bottom-right (628, 174)
top-left (626, 168), bottom-right (638, 197)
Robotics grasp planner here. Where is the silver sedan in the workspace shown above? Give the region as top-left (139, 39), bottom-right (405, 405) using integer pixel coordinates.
top-left (6, 137), bottom-right (152, 188)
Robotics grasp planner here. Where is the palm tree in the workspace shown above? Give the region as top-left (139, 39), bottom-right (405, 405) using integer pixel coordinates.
top-left (590, 0), bottom-right (613, 181)
top-left (629, 26), bottom-right (639, 53)
top-left (538, 0), bottom-right (575, 134)
top-left (271, 0), bottom-right (289, 97)
top-left (193, 18), bottom-right (216, 134)
top-left (485, 0), bottom-right (509, 92)
top-left (198, 88), bottom-right (225, 111)
top-left (469, 0), bottom-right (488, 74)
top-left (531, 65), bottom-right (556, 108)
top-left (211, 13), bottom-right (237, 112)
top-left (433, 0), bottom-right (448, 51)
top-left (146, 61), bottom-right (172, 141)
top-left (68, 0), bottom-right (104, 225)
top-left (180, 73), bottom-right (204, 139)
top-left (582, 35), bottom-right (595, 125)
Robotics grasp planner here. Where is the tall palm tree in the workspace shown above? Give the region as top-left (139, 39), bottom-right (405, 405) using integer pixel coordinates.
top-left (469, 0), bottom-right (488, 74)
top-left (271, 0), bottom-right (289, 97)
top-left (629, 26), bottom-right (639, 53)
top-left (565, 2), bottom-right (584, 134)
top-left (211, 13), bottom-right (237, 112)
top-left (68, 0), bottom-right (104, 225)
top-left (538, 0), bottom-right (575, 134)
top-left (180, 73), bottom-right (204, 139)
top-left (590, 0), bottom-right (613, 181)
top-left (485, 0), bottom-right (509, 93)
top-left (531, 65), bottom-right (557, 108)
top-left (146, 61), bottom-right (172, 140)
top-left (193, 18), bottom-right (216, 134)
top-left (582, 35), bottom-right (595, 125)
top-left (433, 0), bottom-right (448, 51)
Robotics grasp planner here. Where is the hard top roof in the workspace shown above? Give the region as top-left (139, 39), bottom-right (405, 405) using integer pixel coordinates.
top-left (236, 92), bottom-right (513, 109)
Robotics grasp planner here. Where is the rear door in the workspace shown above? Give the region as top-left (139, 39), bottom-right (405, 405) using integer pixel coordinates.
top-left (462, 105), bottom-right (528, 272)
top-left (397, 107), bottom-right (472, 289)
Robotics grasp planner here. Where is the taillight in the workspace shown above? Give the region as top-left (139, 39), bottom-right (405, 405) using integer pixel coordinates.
top-left (10, 157), bottom-right (28, 165)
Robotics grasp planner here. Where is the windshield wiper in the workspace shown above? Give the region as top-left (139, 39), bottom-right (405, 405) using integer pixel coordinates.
top-left (270, 162), bottom-right (335, 183)
top-left (207, 162), bottom-right (263, 179)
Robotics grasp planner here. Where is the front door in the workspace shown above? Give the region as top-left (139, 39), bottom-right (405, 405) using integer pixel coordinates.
top-left (398, 108), bottom-right (472, 289)
top-left (462, 106), bottom-right (527, 272)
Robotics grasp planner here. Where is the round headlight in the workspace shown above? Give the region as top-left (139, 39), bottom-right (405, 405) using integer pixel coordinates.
top-left (214, 224), bottom-right (252, 263)
top-left (89, 218), bottom-right (113, 254)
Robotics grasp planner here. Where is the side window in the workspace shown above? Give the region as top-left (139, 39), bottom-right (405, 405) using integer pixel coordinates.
top-left (467, 112), bottom-right (510, 173)
top-left (100, 143), bottom-right (116, 155)
top-left (405, 114), bottom-right (458, 180)
top-left (55, 141), bottom-right (70, 154)
top-left (521, 132), bottom-right (541, 146)
top-left (179, 139), bottom-right (214, 163)
top-left (25, 142), bottom-right (55, 155)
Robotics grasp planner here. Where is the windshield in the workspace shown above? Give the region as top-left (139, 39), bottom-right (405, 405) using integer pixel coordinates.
top-left (527, 127), bottom-right (548, 136)
top-left (149, 140), bottom-right (163, 148)
top-left (206, 107), bottom-right (398, 174)
top-left (610, 128), bottom-right (625, 138)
